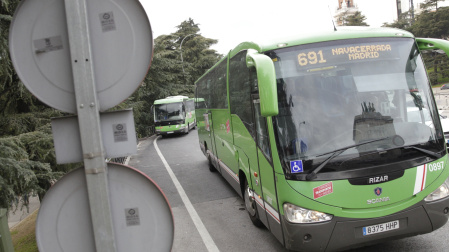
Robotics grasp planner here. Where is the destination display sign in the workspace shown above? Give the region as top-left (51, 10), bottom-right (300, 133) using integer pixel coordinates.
top-left (295, 42), bottom-right (398, 69)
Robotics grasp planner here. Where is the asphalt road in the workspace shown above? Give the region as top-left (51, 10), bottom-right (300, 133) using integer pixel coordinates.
top-left (128, 132), bottom-right (285, 252)
top-left (128, 129), bottom-right (449, 252)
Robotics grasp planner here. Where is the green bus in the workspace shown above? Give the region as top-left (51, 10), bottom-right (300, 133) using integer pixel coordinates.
top-left (195, 27), bottom-right (449, 251)
top-left (153, 95), bottom-right (196, 136)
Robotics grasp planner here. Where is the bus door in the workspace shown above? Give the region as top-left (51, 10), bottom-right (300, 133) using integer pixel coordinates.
top-left (205, 111), bottom-right (220, 172)
top-left (211, 108), bottom-right (240, 189)
top-left (251, 97), bottom-right (283, 243)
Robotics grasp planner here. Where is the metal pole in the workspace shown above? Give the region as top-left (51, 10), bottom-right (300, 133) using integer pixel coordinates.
top-left (180, 34), bottom-right (196, 73)
top-left (0, 209), bottom-right (14, 252)
top-left (63, 1), bottom-right (116, 251)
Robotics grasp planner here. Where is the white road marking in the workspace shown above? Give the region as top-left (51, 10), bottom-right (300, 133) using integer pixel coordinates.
top-left (153, 136), bottom-right (219, 252)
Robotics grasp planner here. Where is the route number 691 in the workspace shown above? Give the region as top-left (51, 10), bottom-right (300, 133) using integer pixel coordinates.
top-left (297, 50), bottom-right (327, 66)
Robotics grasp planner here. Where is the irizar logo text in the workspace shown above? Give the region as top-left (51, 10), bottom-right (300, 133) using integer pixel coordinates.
top-left (368, 175), bottom-right (388, 184)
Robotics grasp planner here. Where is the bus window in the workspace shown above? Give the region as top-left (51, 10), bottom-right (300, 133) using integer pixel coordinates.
top-left (229, 50), bottom-right (257, 139)
top-left (253, 99), bottom-right (271, 161)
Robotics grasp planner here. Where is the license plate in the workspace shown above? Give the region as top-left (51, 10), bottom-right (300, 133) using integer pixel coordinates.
top-left (362, 220), bottom-right (399, 236)
top-left (167, 131), bottom-right (173, 134)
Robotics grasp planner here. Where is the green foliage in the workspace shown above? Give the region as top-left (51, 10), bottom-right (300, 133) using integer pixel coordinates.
top-left (0, 109), bottom-right (62, 136)
top-left (409, 6), bottom-right (449, 39)
top-left (384, 2), bottom-right (449, 85)
top-left (342, 11), bottom-right (369, 26)
top-left (0, 0), bottom-right (80, 211)
top-left (0, 126), bottom-right (77, 210)
top-left (410, 6), bottom-right (449, 85)
top-left (420, 0), bottom-right (446, 11)
top-left (1, 0), bottom-right (39, 116)
top-left (382, 11), bottom-right (413, 29)
top-left (423, 51), bottom-right (449, 85)
top-left (0, 135), bottom-right (51, 210)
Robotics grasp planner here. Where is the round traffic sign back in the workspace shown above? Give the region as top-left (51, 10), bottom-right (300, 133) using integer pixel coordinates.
top-left (36, 163), bottom-right (174, 251)
top-left (9, 0), bottom-right (153, 113)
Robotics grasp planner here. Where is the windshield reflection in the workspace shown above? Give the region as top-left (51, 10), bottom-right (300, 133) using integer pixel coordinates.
top-left (154, 102), bottom-right (185, 122)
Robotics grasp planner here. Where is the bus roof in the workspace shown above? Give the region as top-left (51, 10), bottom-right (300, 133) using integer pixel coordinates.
top-left (196, 27), bottom-right (415, 84)
top-left (230, 27), bottom-right (414, 56)
top-left (154, 95), bottom-right (190, 105)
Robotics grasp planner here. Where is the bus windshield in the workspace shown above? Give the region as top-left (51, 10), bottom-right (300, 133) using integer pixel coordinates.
top-left (269, 37), bottom-right (445, 179)
top-left (154, 102), bottom-right (185, 122)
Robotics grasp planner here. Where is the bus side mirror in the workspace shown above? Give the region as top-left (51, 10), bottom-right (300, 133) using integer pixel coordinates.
top-left (246, 51), bottom-right (278, 116)
top-left (416, 38), bottom-right (449, 57)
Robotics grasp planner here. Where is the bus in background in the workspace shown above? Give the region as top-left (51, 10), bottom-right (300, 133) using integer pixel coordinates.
top-left (195, 27), bottom-right (449, 251)
top-left (153, 95), bottom-right (196, 136)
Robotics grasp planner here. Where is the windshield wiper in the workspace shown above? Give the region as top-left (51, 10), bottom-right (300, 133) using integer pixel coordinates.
top-left (305, 137), bottom-right (389, 181)
top-left (403, 145), bottom-right (441, 159)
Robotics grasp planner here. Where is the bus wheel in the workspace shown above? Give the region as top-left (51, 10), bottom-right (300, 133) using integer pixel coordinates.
top-left (244, 181), bottom-right (264, 228)
top-left (208, 155), bottom-right (216, 172)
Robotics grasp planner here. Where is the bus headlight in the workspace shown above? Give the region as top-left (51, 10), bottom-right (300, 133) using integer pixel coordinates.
top-left (283, 203), bottom-right (333, 223)
top-left (425, 177), bottom-right (449, 202)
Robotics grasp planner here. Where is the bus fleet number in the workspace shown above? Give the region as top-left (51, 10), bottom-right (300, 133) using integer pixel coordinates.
top-left (297, 50), bottom-right (327, 66)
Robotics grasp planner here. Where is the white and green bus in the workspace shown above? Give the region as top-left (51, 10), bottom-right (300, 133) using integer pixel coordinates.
top-left (153, 95), bottom-right (196, 136)
top-left (195, 27), bottom-right (449, 251)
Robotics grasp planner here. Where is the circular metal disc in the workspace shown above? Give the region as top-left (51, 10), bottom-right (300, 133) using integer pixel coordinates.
top-left (36, 163), bottom-right (174, 252)
top-left (9, 0), bottom-right (153, 113)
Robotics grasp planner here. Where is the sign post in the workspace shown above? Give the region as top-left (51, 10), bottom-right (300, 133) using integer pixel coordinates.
top-left (63, 0), bottom-right (116, 251)
top-left (0, 208), bottom-right (14, 252)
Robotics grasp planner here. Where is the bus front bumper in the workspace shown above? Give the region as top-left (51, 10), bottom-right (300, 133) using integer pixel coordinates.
top-left (281, 197), bottom-right (449, 252)
top-left (155, 126), bottom-right (187, 135)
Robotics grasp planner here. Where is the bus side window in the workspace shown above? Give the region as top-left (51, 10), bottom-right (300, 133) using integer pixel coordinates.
top-left (254, 100), bottom-right (271, 161)
top-left (229, 50), bottom-right (256, 139)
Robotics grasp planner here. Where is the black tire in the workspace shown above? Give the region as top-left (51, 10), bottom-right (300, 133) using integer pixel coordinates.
top-left (208, 155), bottom-right (216, 172)
top-left (243, 180), bottom-right (264, 228)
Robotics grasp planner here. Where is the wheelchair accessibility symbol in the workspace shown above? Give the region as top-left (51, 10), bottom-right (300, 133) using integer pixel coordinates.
top-left (290, 160), bottom-right (303, 173)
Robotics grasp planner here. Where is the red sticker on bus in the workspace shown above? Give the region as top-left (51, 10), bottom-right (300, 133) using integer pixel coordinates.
top-left (313, 182), bottom-right (333, 199)
top-left (226, 119), bottom-right (230, 133)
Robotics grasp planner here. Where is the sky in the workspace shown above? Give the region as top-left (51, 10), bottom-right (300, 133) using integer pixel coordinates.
top-left (140, 0), bottom-right (434, 55)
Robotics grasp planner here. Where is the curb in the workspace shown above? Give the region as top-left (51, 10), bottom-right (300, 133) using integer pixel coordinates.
top-left (9, 207), bottom-right (39, 230)
top-left (8, 196), bottom-right (40, 229)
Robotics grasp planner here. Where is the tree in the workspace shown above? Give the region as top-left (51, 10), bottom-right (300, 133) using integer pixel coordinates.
top-left (1, 0), bottom-right (76, 211)
top-left (383, 1), bottom-right (449, 85)
top-left (420, 0), bottom-right (446, 12)
top-left (382, 11), bottom-right (413, 30)
top-left (408, 5), bottom-right (449, 85)
top-left (174, 19), bottom-right (221, 84)
top-left (340, 11), bottom-right (369, 26)
top-left (409, 6), bottom-right (449, 39)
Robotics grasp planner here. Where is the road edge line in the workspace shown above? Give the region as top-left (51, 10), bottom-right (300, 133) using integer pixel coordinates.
top-left (153, 136), bottom-right (219, 252)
